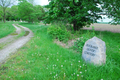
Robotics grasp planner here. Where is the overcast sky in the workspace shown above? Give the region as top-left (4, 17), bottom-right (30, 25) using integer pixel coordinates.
top-left (34, 0), bottom-right (49, 6)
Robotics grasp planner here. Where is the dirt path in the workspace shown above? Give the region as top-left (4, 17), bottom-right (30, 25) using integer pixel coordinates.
top-left (0, 24), bottom-right (21, 44)
top-left (0, 24), bottom-right (33, 64)
top-left (83, 23), bottom-right (120, 33)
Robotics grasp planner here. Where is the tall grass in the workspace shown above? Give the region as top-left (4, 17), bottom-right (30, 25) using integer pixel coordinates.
top-left (0, 22), bottom-right (16, 38)
top-left (0, 23), bottom-right (119, 80)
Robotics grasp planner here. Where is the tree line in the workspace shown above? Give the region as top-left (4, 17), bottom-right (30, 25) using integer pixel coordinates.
top-left (0, 0), bottom-right (120, 31)
top-left (0, 0), bottom-right (45, 23)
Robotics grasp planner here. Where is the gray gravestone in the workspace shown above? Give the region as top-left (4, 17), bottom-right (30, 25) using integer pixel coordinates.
top-left (82, 36), bottom-right (106, 65)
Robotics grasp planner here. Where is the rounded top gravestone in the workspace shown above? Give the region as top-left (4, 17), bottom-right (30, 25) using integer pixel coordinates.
top-left (82, 36), bottom-right (106, 65)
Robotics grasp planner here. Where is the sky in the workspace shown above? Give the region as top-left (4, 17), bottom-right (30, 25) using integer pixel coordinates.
top-left (34, 0), bottom-right (49, 6)
top-left (34, 0), bottom-right (112, 22)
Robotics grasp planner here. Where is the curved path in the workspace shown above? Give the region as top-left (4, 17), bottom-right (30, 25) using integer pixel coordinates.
top-left (0, 24), bottom-right (33, 64)
top-left (0, 24), bottom-right (21, 44)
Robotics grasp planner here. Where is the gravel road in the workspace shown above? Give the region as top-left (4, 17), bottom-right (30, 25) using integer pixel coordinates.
top-left (0, 24), bottom-right (33, 65)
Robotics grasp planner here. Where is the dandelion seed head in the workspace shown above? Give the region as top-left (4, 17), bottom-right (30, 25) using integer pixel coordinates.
top-left (64, 60), bottom-right (66, 62)
top-left (80, 72), bottom-right (82, 74)
top-left (77, 74), bottom-right (79, 76)
top-left (61, 65), bottom-right (63, 67)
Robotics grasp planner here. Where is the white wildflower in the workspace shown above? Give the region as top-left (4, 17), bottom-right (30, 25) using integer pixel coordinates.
top-left (78, 61), bottom-right (80, 62)
top-left (77, 74), bottom-right (79, 76)
top-left (64, 60), bottom-right (66, 62)
top-left (61, 65), bottom-right (63, 67)
top-left (81, 75), bottom-right (83, 77)
top-left (80, 72), bottom-right (82, 74)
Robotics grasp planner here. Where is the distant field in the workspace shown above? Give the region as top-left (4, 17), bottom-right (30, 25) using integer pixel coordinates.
top-left (83, 23), bottom-right (120, 33)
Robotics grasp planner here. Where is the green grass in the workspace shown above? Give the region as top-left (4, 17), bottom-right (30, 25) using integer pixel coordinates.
top-left (0, 22), bottom-right (16, 38)
top-left (0, 23), bottom-right (120, 80)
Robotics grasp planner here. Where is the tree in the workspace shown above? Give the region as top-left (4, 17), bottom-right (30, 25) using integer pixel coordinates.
top-left (102, 0), bottom-right (120, 24)
top-left (45, 0), bottom-right (102, 30)
top-left (0, 6), bottom-right (3, 20)
top-left (18, 1), bottom-right (35, 23)
top-left (18, 0), bottom-right (45, 23)
top-left (0, 0), bottom-right (16, 23)
top-left (6, 5), bottom-right (19, 21)
top-left (34, 5), bottom-right (45, 21)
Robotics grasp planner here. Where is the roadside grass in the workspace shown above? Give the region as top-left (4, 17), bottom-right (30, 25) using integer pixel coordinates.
top-left (0, 22), bottom-right (16, 38)
top-left (0, 23), bottom-right (119, 80)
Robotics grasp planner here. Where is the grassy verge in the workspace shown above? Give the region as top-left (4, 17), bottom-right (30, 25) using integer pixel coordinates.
top-left (0, 23), bottom-right (119, 80)
top-left (0, 22), bottom-right (16, 38)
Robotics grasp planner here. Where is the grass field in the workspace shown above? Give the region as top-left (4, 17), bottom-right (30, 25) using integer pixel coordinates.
top-left (0, 22), bottom-right (16, 38)
top-left (0, 23), bottom-right (120, 80)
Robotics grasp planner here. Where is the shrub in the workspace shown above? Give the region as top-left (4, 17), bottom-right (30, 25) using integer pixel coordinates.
top-left (47, 25), bottom-right (71, 41)
top-left (73, 30), bottom-right (96, 52)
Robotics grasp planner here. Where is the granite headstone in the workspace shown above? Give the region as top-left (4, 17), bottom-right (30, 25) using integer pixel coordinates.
top-left (82, 36), bottom-right (106, 65)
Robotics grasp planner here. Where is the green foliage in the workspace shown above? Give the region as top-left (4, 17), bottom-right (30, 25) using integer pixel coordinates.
top-left (102, 0), bottom-right (120, 24)
top-left (73, 30), bottom-right (96, 52)
top-left (47, 25), bottom-right (71, 41)
top-left (45, 0), bottom-right (102, 30)
top-left (6, 5), bottom-right (19, 21)
top-left (18, 1), bottom-right (45, 23)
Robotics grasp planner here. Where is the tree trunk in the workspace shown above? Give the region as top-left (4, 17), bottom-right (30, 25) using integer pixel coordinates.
top-left (3, 8), bottom-right (6, 23)
top-left (73, 22), bottom-right (79, 31)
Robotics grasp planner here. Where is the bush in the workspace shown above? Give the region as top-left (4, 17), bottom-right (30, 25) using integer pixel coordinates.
top-left (73, 30), bottom-right (96, 52)
top-left (47, 25), bottom-right (71, 41)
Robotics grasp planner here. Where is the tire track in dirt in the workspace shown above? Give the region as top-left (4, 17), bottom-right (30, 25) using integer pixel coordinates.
top-left (0, 24), bottom-right (33, 65)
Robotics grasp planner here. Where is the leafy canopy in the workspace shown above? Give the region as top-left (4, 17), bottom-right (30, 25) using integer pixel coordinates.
top-left (45, 0), bottom-right (102, 30)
